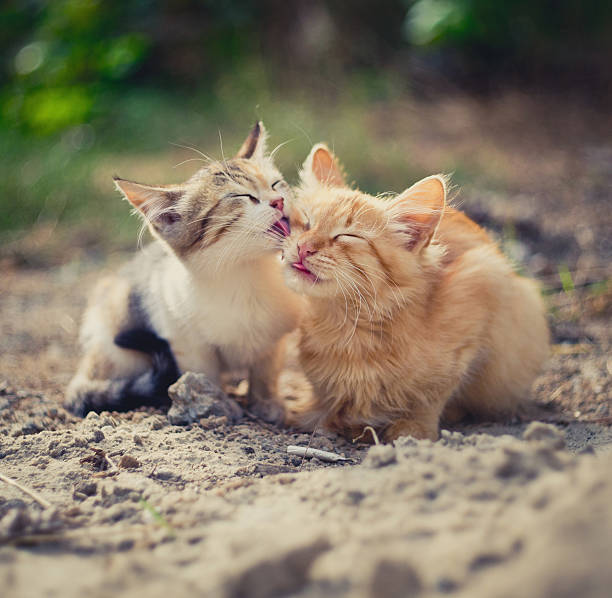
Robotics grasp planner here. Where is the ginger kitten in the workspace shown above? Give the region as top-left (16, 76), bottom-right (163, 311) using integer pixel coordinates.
top-left (282, 144), bottom-right (549, 441)
top-left (66, 122), bottom-right (301, 418)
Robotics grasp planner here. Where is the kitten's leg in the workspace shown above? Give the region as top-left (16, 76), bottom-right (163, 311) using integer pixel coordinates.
top-left (169, 342), bottom-right (221, 387)
top-left (66, 343), bottom-right (152, 416)
top-left (439, 400), bottom-right (469, 426)
top-left (247, 339), bottom-right (286, 424)
top-left (383, 395), bottom-right (450, 442)
top-left (67, 332), bottom-right (183, 416)
top-left (384, 414), bottom-right (439, 442)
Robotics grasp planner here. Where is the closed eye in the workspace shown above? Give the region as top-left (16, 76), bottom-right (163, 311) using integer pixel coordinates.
top-left (271, 180), bottom-right (286, 190)
top-left (227, 193), bottom-right (260, 204)
top-left (334, 233), bottom-right (364, 242)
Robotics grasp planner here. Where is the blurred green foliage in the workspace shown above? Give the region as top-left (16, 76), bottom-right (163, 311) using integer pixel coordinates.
top-left (1, 0), bottom-right (409, 135)
top-left (3, 1), bottom-right (153, 133)
top-left (407, 0), bottom-right (612, 48)
top-left (1, 0), bottom-right (611, 241)
top-left (406, 0), bottom-right (612, 82)
top-left (3, 0), bottom-right (611, 136)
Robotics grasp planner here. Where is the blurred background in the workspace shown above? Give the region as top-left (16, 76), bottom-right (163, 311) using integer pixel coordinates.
top-left (1, 0), bottom-right (611, 278)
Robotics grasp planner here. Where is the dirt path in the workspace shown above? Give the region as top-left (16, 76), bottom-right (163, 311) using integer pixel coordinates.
top-left (1, 94), bottom-right (611, 597)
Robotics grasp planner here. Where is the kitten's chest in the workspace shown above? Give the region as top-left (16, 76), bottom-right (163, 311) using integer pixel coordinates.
top-left (300, 325), bottom-right (394, 394)
top-left (196, 284), bottom-right (274, 340)
top-left (169, 274), bottom-right (290, 368)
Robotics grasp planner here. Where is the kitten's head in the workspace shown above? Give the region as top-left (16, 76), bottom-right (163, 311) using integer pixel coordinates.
top-left (114, 122), bottom-right (292, 271)
top-left (283, 144), bottom-right (447, 306)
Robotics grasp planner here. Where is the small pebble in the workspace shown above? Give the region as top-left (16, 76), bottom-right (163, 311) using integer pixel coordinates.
top-left (118, 455), bottom-right (140, 469)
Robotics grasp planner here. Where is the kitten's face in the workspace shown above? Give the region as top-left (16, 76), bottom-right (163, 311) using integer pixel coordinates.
top-left (178, 154), bottom-right (292, 269)
top-left (115, 122), bottom-right (292, 271)
top-left (283, 144), bottom-right (446, 304)
top-left (284, 187), bottom-right (397, 299)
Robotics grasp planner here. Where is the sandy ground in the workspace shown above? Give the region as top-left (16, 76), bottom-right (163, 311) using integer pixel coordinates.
top-left (1, 93), bottom-right (611, 597)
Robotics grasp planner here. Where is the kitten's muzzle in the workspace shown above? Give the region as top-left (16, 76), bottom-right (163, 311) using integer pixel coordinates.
top-left (297, 241), bottom-right (316, 261)
top-left (269, 197), bottom-right (284, 212)
top-left (291, 255), bottom-right (318, 283)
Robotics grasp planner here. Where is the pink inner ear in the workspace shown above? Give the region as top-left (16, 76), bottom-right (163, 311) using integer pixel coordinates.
top-left (312, 147), bottom-right (344, 186)
top-left (392, 176), bottom-right (446, 250)
top-left (114, 179), bottom-right (151, 209)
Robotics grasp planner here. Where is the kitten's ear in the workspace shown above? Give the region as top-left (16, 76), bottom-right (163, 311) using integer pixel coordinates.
top-left (301, 143), bottom-right (346, 187)
top-left (390, 175), bottom-right (447, 251)
top-left (236, 121), bottom-right (267, 160)
top-left (114, 177), bottom-right (183, 231)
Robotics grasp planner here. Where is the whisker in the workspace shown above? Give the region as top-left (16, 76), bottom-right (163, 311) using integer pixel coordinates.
top-left (270, 138), bottom-right (295, 160)
top-left (169, 142), bottom-right (215, 162)
top-left (292, 124), bottom-right (313, 147)
top-left (173, 157), bottom-right (208, 169)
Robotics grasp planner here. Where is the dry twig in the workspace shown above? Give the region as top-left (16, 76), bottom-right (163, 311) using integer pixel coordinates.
top-left (287, 446), bottom-right (350, 463)
top-left (2, 523), bottom-right (161, 548)
top-left (80, 447), bottom-right (118, 472)
top-left (299, 425), bottom-right (319, 471)
top-left (353, 426), bottom-right (381, 445)
top-left (0, 472), bottom-right (52, 509)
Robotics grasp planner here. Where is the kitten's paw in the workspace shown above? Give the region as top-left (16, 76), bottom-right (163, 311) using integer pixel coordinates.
top-left (64, 391), bottom-right (97, 417)
top-left (249, 399), bottom-right (286, 426)
top-left (384, 419), bottom-right (439, 442)
top-left (64, 379), bottom-right (102, 417)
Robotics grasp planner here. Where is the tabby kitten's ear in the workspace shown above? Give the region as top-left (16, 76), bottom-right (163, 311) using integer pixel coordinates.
top-left (236, 121), bottom-right (268, 160)
top-left (302, 143), bottom-right (346, 187)
top-left (114, 177), bottom-right (183, 233)
top-left (390, 175), bottom-right (447, 251)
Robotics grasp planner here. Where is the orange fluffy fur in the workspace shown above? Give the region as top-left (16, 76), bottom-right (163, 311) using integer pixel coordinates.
top-left (282, 144), bottom-right (549, 441)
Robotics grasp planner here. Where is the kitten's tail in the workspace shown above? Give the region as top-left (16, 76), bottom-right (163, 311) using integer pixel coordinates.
top-left (66, 329), bottom-right (181, 416)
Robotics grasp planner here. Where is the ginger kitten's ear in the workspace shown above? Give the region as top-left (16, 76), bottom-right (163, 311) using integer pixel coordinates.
top-left (301, 143), bottom-right (346, 187)
top-left (390, 175), bottom-right (447, 251)
top-left (236, 121), bottom-right (268, 160)
top-left (114, 177), bottom-right (183, 232)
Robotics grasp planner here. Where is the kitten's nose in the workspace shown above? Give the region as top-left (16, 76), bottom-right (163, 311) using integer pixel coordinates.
top-left (269, 197), bottom-right (284, 212)
top-left (298, 242), bottom-right (316, 261)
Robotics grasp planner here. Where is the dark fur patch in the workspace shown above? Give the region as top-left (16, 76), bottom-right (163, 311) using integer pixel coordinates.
top-left (114, 329), bottom-right (170, 354)
top-left (125, 289), bottom-right (150, 330)
top-left (236, 121), bottom-right (261, 159)
top-left (114, 328), bottom-right (180, 408)
top-left (184, 201), bottom-right (222, 250)
top-left (226, 164), bottom-right (257, 187)
top-left (65, 329), bottom-right (180, 416)
top-left (164, 190), bottom-right (183, 204)
top-left (212, 172), bottom-right (229, 186)
top-left (206, 213), bottom-right (242, 247)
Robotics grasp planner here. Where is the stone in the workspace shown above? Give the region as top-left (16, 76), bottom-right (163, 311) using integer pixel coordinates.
top-left (363, 444), bottom-right (397, 468)
top-left (523, 422), bottom-right (566, 450)
top-left (167, 372), bottom-right (243, 426)
top-left (367, 558), bottom-right (422, 598)
top-left (118, 455), bottom-right (140, 469)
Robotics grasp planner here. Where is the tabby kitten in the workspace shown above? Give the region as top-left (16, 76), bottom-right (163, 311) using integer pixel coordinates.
top-left (66, 122), bottom-right (301, 418)
top-left (282, 144), bottom-right (549, 441)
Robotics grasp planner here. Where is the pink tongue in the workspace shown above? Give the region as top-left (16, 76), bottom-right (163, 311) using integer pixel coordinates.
top-left (275, 217), bottom-right (290, 236)
top-left (292, 262), bottom-right (310, 273)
